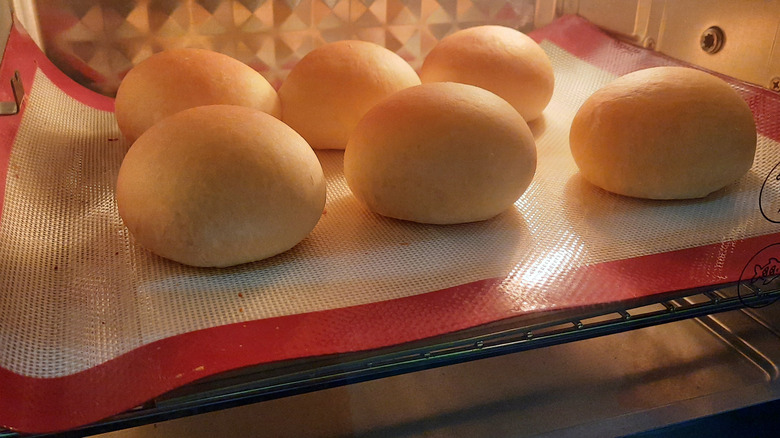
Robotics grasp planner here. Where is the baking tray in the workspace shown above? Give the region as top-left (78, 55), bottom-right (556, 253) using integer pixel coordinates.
top-left (1, 12), bottom-right (779, 435)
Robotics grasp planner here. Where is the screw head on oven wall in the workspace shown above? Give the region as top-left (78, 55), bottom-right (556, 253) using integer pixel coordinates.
top-left (700, 26), bottom-right (725, 54)
top-left (771, 77), bottom-right (780, 92)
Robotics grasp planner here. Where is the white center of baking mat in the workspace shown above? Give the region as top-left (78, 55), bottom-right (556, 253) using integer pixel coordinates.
top-left (1, 42), bottom-right (778, 378)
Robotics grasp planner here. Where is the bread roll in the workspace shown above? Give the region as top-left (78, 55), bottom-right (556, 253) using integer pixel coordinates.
top-left (344, 82), bottom-right (537, 224)
top-left (420, 25), bottom-right (554, 121)
top-left (278, 40), bottom-right (421, 150)
top-left (115, 48), bottom-right (281, 143)
top-left (116, 105), bottom-right (326, 268)
top-left (569, 66), bottom-right (757, 200)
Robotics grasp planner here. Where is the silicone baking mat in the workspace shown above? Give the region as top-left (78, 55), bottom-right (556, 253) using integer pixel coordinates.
top-left (1, 14), bottom-right (779, 434)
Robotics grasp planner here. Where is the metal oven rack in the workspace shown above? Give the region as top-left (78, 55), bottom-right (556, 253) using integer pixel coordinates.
top-left (4, 282), bottom-right (777, 438)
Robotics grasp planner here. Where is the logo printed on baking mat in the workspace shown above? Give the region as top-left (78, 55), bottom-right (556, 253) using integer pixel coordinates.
top-left (759, 160), bottom-right (780, 223)
top-left (738, 243), bottom-right (780, 308)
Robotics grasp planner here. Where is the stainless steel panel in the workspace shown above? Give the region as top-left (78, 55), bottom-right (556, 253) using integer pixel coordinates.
top-left (541, 0), bottom-right (780, 91)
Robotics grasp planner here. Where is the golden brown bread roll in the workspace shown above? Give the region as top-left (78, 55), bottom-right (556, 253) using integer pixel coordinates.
top-left (116, 105), bottom-right (326, 268)
top-left (420, 25), bottom-right (554, 121)
top-left (569, 66), bottom-right (757, 200)
top-left (115, 48), bottom-right (281, 143)
top-left (344, 82), bottom-right (537, 224)
top-left (278, 40), bottom-right (421, 150)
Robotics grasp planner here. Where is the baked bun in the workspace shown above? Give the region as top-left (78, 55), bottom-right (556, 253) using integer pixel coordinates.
top-left (420, 25), bottom-right (554, 121)
top-left (569, 66), bottom-right (757, 200)
top-left (116, 105), bottom-right (326, 267)
top-left (344, 82), bottom-right (537, 224)
top-left (115, 48), bottom-right (281, 143)
top-left (278, 40), bottom-right (421, 150)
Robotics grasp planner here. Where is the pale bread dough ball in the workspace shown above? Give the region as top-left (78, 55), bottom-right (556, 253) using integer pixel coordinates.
top-left (570, 66), bottom-right (757, 200)
top-left (420, 25), bottom-right (554, 121)
top-left (116, 105), bottom-right (326, 268)
top-left (344, 82), bottom-right (537, 224)
top-left (115, 48), bottom-right (281, 143)
top-left (278, 40), bottom-right (421, 150)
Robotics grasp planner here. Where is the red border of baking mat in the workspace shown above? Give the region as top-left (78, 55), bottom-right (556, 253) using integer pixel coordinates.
top-left (1, 14), bottom-right (780, 434)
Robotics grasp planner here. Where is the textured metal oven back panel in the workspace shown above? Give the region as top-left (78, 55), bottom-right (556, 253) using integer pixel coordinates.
top-left (15, 1), bottom-right (780, 95)
top-left (28, 0), bottom-right (536, 95)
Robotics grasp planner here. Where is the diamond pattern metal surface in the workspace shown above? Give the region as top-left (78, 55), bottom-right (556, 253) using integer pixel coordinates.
top-left (34, 0), bottom-right (535, 95)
